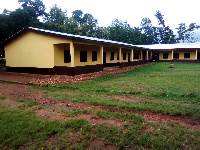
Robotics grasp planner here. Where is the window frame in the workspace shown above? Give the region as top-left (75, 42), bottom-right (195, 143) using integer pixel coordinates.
top-left (134, 53), bottom-right (139, 59)
top-left (92, 51), bottom-right (97, 62)
top-left (80, 51), bottom-right (87, 62)
top-left (64, 50), bottom-right (71, 63)
top-left (163, 53), bottom-right (169, 59)
top-left (184, 53), bottom-right (190, 59)
top-left (123, 53), bottom-right (126, 60)
top-left (173, 53), bottom-right (179, 59)
top-left (110, 52), bottom-right (114, 61)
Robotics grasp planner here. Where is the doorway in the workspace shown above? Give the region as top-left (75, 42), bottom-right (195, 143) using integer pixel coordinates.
top-left (103, 52), bottom-right (106, 66)
top-left (128, 53), bottom-right (131, 62)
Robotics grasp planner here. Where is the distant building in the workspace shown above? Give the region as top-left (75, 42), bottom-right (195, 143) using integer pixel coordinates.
top-left (1, 27), bottom-right (200, 75)
top-left (2, 9), bottom-right (12, 15)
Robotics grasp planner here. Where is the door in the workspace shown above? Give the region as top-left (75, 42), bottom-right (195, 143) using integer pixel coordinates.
top-left (153, 53), bottom-right (159, 61)
top-left (103, 52), bottom-right (106, 65)
top-left (128, 53), bottom-right (131, 62)
top-left (143, 53), bottom-right (146, 60)
top-left (197, 52), bottom-right (200, 60)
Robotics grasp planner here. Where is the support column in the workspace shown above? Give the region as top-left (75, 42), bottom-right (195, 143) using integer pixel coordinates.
top-left (100, 46), bottom-right (103, 64)
top-left (131, 49), bottom-right (133, 62)
top-left (140, 50), bottom-right (143, 60)
top-left (195, 50), bottom-right (197, 60)
top-left (172, 50), bottom-right (173, 60)
top-left (119, 48), bottom-right (122, 63)
top-left (70, 42), bottom-right (75, 67)
top-left (146, 51), bottom-right (149, 60)
top-left (150, 51), bottom-right (153, 60)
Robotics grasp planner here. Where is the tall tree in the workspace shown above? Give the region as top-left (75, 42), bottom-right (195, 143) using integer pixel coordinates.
top-left (44, 5), bottom-right (67, 32)
top-left (18, 0), bottom-right (46, 19)
top-left (107, 19), bottom-right (146, 44)
top-left (155, 10), bottom-right (177, 44)
top-left (140, 17), bottom-right (159, 44)
top-left (79, 13), bottom-right (98, 36)
top-left (72, 10), bottom-right (83, 26)
top-left (176, 23), bottom-right (198, 43)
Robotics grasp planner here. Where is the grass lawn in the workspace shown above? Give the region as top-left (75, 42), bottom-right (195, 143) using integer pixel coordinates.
top-left (0, 62), bottom-right (200, 149)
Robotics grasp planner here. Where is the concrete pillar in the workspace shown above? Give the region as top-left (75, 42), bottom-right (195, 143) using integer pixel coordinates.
top-left (131, 49), bottom-right (133, 62)
top-left (119, 48), bottom-right (122, 63)
top-left (146, 51), bottom-right (149, 60)
top-left (140, 50), bottom-right (143, 60)
top-left (150, 51), bottom-right (153, 60)
top-left (195, 50), bottom-right (197, 60)
top-left (100, 46), bottom-right (103, 64)
top-left (70, 42), bottom-right (75, 67)
top-left (172, 50), bottom-right (173, 60)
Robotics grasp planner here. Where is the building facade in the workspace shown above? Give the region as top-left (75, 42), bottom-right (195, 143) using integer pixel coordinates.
top-left (2, 27), bottom-right (200, 76)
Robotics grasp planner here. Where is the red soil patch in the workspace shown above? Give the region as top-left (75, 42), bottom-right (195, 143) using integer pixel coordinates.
top-left (0, 82), bottom-right (200, 131)
top-left (0, 66), bottom-right (135, 86)
top-left (0, 98), bottom-right (23, 108)
top-left (34, 108), bottom-right (66, 120)
top-left (34, 108), bottom-right (124, 127)
top-left (87, 139), bottom-right (119, 150)
top-left (102, 94), bottom-right (150, 102)
top-left (136, 111), bottom-right (200, 131)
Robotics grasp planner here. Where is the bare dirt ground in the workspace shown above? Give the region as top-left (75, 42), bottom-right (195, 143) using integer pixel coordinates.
top-left (0, 66), bottom-right (134, 86)
top-left (0, 82), bottom-right (200, 131)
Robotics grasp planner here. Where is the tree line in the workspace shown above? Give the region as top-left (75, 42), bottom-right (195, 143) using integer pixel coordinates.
top-left (0, 0), bottom-right (199, 50)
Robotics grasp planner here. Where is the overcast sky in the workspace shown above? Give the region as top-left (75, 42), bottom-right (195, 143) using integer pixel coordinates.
top-left (1, 0), bottom-right (200, 37)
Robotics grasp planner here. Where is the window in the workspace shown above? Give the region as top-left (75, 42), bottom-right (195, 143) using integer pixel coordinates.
top-left (80, 51), bottom-right (87, 62)
top-left (110, 52), bottom-right (114, 60)
top-left (184, 53), bottom-right (190, 58)
top-left (134, 53), bottom-right (139, 59)
top-left (123, 53), bottom-right (126, 60)
top-left (173, 53), bottom-right (179, 59)
top-left (163, 53), bottom-right (169, 59)
top-left (117, 52), bottom-right (119, 60)
top-left (64, 50), bottom-right (71, 63)
top-left (92, 51), bottom-right (97, 61)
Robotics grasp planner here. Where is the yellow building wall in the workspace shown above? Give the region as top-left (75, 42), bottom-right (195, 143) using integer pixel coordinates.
top-left (158, 51), bottom-right (172, 60)
top-left (73, 44), bottom-right (101, 66)
top-left (103, 47), bottom-right (120, 63)
top-left (54, 43), bottom-right (71, 67)
top-left (157, 50), bottom-right (196, 60)
top-left (175, 50), bottom-right (196, 60)
top-left (5, 31), bottom-right (72, 68)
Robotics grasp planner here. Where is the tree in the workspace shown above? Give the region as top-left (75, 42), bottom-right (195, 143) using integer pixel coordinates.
top-left (79, 13), bottom-right (98, 36)
top-left (44, 5), bottom-right (67, 31)
top-left (107, 19), bottom-right (146, 44)
top-left (140, 17), bottom-right (159, 44)
top-left (155, 10), bottom-right (176, 43)
top-left (18, 0), bottom-right (46, 19)
top-left (72, 10), bottom-right (83, 26)
top-left (93, 26), bottom-right (109, 39)
top-left (176, 23), bottom-right (198, 43)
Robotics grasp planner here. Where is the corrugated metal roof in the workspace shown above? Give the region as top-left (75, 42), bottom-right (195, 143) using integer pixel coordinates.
top-left (28, 27), bottom-right (139, 48)
top-left (138, 43), bottom-right (200, 50)
top-left (2, 27), bottom-right (200, 50)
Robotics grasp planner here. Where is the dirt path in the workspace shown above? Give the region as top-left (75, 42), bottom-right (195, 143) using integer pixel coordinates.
top-left (0, 66), bottom-right (134, 86)
top-left (0, 82), bottom-right (200, 131)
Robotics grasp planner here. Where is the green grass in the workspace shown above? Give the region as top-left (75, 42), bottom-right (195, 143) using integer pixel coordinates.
top-left (52, 93), bottom-right (200, 119)
top-left (0, 107), bottom-right (90, 149)
top-left (83, 63), bottom-right (199, 101)
top-left (0, 106), bottom-right (199, 150)
top-left (1, 62), bottom-right (200, 149)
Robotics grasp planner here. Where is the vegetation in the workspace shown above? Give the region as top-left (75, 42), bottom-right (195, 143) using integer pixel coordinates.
top-left (1, 0), bottom-right (199, 56)
top-left (0, 63), bottom-right (200, 149)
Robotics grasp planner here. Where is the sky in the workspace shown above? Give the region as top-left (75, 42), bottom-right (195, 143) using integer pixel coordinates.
top-left (0, 0), bottom-right (200, 39)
